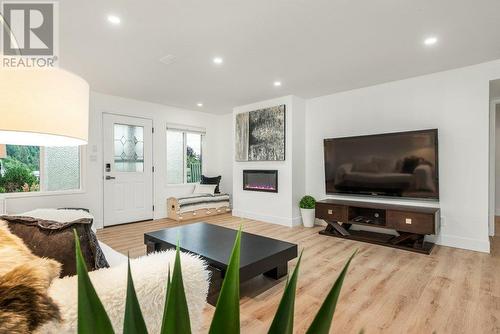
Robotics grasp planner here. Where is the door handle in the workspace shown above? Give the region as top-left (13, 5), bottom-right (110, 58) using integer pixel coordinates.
top-left (105, 176), bottom-right (116, 180)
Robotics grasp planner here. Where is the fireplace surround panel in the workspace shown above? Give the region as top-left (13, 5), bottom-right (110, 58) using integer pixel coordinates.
top-left (243, 170), bottom-right (278, 193)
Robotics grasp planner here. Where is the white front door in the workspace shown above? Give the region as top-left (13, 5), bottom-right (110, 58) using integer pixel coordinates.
top-left (103, 114), bottom-right (153, 226)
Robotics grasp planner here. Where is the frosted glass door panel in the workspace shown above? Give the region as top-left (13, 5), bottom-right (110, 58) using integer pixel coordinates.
top-left (114, 124), bottom-right (144, 172)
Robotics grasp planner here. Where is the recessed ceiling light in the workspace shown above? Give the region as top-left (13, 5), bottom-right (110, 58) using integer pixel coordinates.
top-left (424, 36), bottom-right (438, 46)
top-left (273, 81), bottom-right (282, 87)
top-left (107, 15), bottom-right (121, 25)
top-left (213, 57), bottom-right (223, 65)
top-left (197, 102), bottom-right (203, 107)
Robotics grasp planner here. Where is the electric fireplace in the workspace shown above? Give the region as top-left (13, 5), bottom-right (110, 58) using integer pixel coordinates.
top-left (243, 170), bottom-right (278, 193)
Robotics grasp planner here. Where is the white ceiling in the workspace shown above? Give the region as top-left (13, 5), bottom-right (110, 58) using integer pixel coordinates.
top-left (60, 0), bottom-right (500, 114)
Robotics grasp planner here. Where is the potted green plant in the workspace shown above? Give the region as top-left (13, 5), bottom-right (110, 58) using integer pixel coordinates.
top-left (299, 195), bottom-right (316, 227)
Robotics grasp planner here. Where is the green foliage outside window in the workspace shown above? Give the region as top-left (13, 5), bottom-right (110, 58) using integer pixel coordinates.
top-left (0, 145), bottom-right (40, 193)
top-left (6, 145), bottom-right (39, 171)
top-left (186, 145), bottom-right (202, 183)
top-left (0, 158), bottom-right (39, 193)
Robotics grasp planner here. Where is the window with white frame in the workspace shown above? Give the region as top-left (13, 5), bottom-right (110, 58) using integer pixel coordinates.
top-left (0, 144), bottom-right (81, 194)
top-left (166, 127), bottom-right (204, 184)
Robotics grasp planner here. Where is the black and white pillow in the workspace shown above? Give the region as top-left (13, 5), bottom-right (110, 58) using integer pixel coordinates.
top-left (193, 184), bottom-right (217, 195)
top-left (200, 175), bottom-right (222, 193)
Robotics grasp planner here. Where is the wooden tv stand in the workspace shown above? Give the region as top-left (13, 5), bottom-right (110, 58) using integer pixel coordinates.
top-left (316, 199), bottom-right (439, 254)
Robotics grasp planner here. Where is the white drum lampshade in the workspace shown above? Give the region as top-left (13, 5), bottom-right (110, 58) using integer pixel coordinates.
top-left (0, 68), bottom-right (89, 146)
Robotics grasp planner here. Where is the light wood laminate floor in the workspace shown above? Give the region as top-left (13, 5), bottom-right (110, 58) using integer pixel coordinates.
top-left (97, 214), bottom-right (500, 334)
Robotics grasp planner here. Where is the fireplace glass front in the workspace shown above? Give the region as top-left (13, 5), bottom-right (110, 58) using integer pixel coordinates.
top-left (243, 170), bottom-right (278, 193)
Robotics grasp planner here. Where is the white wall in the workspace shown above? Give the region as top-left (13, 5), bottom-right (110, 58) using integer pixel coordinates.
top-left (3, 93), bottom-right (232, 228)
top-left (306, 59), bottom-right (500, 253)
top-left (291, 97), bottom-right (306, 220)
top-left (214, 113), bottom-right (234, 199)
top-left (232, 96), bottom-right (305, 226)
top-left (490, 80), bottom-right (500, 100)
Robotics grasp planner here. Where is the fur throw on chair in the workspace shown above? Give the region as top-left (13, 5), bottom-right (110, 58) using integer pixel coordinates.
top-left (0, 220), bottom-right (62, 333)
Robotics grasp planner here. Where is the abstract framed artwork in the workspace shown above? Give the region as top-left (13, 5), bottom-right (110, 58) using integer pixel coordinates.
top-left (235, 104), bottom-right (286, 161)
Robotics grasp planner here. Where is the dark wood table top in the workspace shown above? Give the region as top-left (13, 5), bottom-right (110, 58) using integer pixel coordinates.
top-left (317, 198), bottom-right (440, 214)
top-left (144, 222), bottom-right (298, 271)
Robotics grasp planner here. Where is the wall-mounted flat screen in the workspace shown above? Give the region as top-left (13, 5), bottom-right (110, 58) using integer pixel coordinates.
top-left (324, 129), bottom-right (439, 200)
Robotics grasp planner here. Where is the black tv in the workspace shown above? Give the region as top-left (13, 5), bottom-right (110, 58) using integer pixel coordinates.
top-left (324, 129), bottom-right (439, 200)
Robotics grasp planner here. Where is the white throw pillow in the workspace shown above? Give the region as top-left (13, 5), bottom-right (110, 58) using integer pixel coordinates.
top-left (193, 183), bottom-right (217, 195)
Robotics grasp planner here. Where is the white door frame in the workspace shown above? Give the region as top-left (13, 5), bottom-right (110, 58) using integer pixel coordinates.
top-left (489, 99), bottom-right (500, 237)
top-left (102, 112), bottom-right (155, 226)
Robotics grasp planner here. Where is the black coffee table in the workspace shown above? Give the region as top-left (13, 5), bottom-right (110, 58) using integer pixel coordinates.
top-left (144, 222), bottom-right (298, 305)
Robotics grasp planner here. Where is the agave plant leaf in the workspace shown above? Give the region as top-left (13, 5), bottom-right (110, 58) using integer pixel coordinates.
top-left (208, 227), bottom-right (242, 334)
top-left (123, 258), bottom-right (148, 334)
top-left (267, 251), bottom-right (303, 334)
top-left (160, 244), bottom-right (192, 334)
top-left (305, 250), bottom-right (357, 334)
top-left (159, 266), bottom-right (171, 332)
top-left (166, 264), bottom-right (171, 303)
top-left (74, 230), bottom-right (115, 334)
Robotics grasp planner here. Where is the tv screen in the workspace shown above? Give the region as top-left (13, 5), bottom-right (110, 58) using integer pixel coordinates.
top-left (324, 129), bottom-right (439, 200)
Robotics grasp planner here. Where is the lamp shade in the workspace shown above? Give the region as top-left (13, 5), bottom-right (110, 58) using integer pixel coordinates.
top-left (0, 68), bottom-right (89, 146)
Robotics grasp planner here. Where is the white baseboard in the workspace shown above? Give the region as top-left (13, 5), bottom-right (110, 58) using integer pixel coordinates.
top-left (436, 234), bottom-right (490, 253)
top-left (232, 209), bottom-right (296, 227)
top-left (93, 219), bottom-right (104, 230)
top-left (291, 216), bottom-right (303, 227)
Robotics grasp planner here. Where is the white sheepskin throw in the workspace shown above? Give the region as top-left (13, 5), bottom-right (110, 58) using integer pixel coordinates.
top-left (37, 250), bottom-right (209, 333)
top-left (13, 208), bottom-right (94, 223)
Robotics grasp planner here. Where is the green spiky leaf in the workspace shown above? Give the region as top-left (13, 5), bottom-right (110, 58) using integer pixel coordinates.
top-left (123, 258), bottom-right (148, 334)
top-left (160, 244), bottom-right (191, 334)
top-left (166, 264), bottom-right (171, 304)
top-left (160, 265), bottom-right (172, 332)
top-left (268, 251), bottom-right (303, 334)
top-left (305, 250), bottom-right (357, 334)
top-left (208, 227), bottom-right (242, 334)
top-left (74, 230), bottom-right (115, 334)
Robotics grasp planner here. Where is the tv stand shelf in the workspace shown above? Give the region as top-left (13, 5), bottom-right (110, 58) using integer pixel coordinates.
top-left (316, 199), bottom-right (439, 254)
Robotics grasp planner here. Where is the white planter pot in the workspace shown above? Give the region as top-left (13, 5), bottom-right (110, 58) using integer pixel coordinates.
top-left (300, 208), bottom-right (316, 227)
